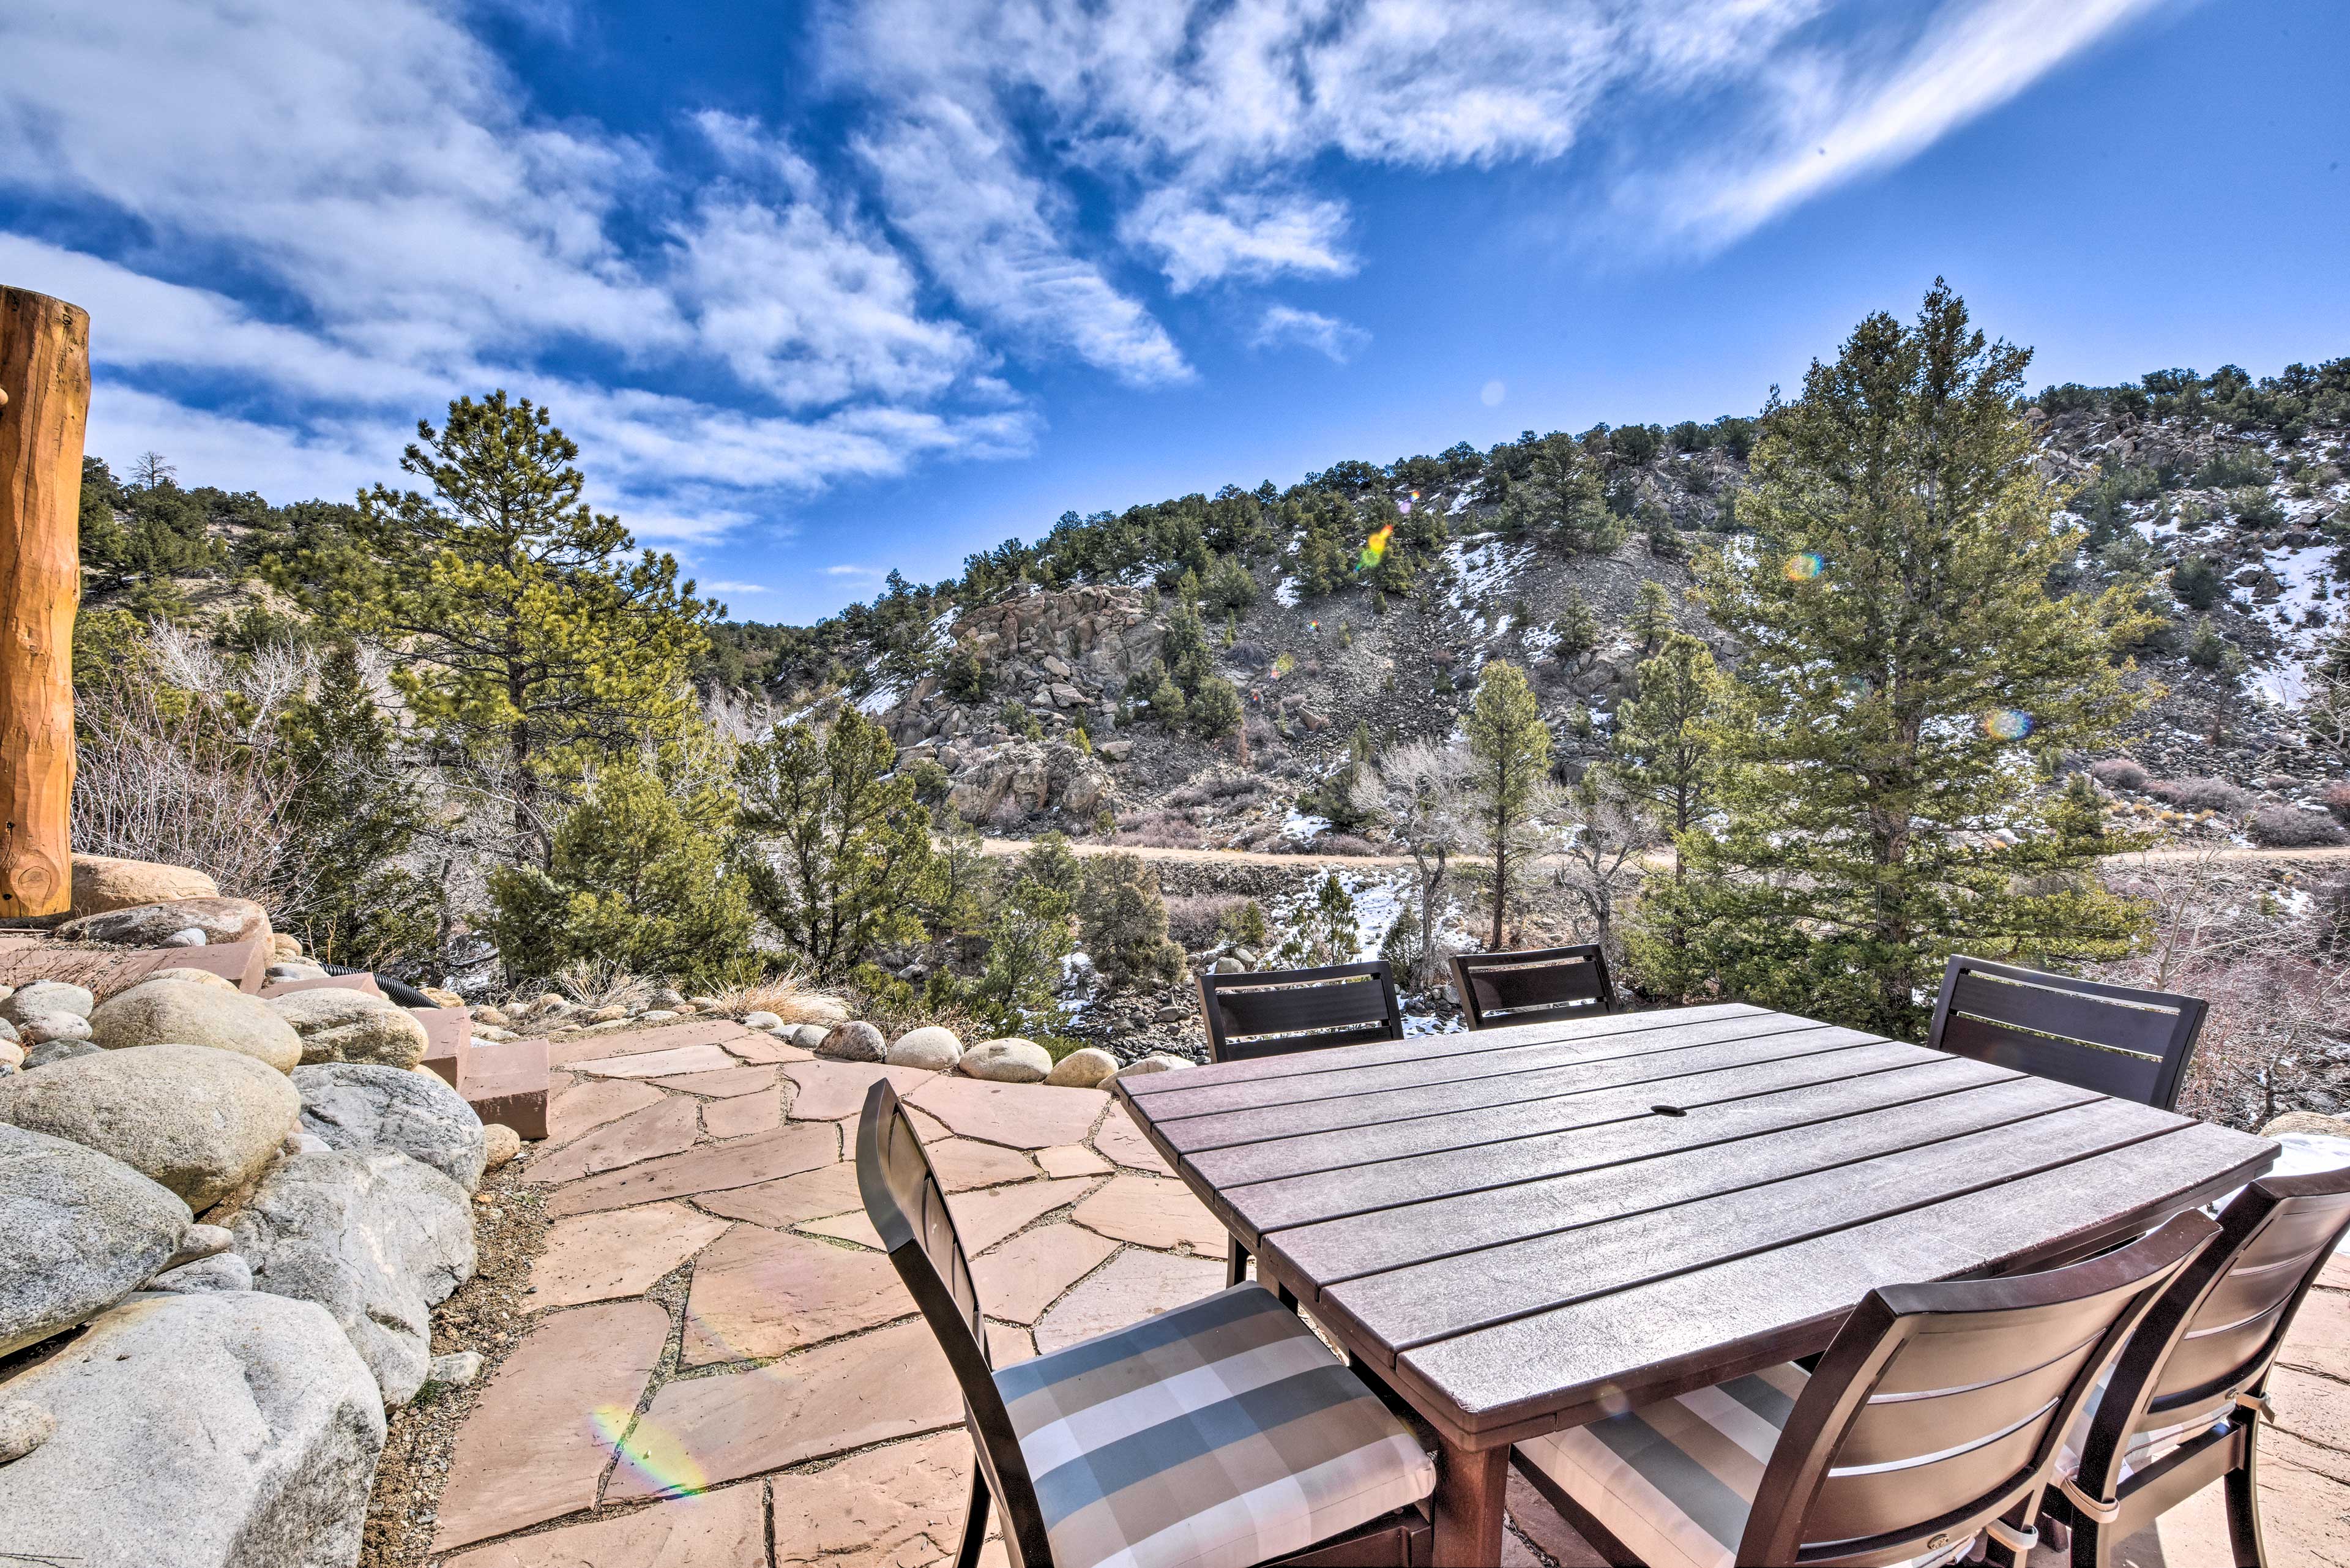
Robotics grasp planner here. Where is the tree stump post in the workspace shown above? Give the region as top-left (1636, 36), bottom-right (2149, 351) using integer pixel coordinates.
top-left (0, 286), bottom-right (89, 920)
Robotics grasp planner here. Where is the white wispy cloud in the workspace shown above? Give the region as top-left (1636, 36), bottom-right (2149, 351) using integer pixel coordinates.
top-left (1251, 306), bottom-right (1370, 364)
top-left (704, 580), bottom-right (770, 593)
top-left (1662, 0), bottom-right (2173, 247)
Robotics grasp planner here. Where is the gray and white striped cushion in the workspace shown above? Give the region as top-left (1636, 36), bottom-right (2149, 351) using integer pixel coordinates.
top-left (994, 1284), bottom-right (1434, 1568)
top-left (1516, 1364), bottom-right (1975, 1568)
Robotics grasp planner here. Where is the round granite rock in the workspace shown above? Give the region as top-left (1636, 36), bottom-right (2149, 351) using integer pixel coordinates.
top-left (1043, 1047), bottom-right (1119, 1088)
top-left (89, 980), bottom-right (303, 1073)
top-left (0, 1043), bottom-right (300, 1211)
top-left (961, 1038), bottom-right (1052, 1083)
top-left (816, 1020), bottom-right (887, 1062)
top-left (1, 982), bottom-right (95, 1025)
top-left (887, 1026), bottom-right (963, 1070)
top-left (269, 990), bottom-right (430, 1070)
top-left (294, 1064), bottom-right (488, 1193)
top-left (0, 1123), bottom-right (190, 1356)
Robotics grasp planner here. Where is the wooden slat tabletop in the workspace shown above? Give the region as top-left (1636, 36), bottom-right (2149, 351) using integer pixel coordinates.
top-left (1114, 1002), bottom-right (2277, 1448)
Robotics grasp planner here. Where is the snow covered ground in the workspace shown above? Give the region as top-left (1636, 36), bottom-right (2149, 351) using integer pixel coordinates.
top-left (2244, 542), bottom-right (2338, 706)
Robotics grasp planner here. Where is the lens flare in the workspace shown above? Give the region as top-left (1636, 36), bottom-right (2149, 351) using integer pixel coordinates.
top-left (1356, 523), bottom-right (1394, 572)
top-left (1783, 552), bottom-right (1824, 581)
top-left (1982, 709), bottom-right (2034, 741)
top-left (596, 1403), bottom-right (708, 1497)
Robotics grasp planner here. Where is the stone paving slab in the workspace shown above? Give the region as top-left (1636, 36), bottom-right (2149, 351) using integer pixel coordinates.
top-left (433, 1299), bottom-right (671, 1551)
top-left (542, 1078), bottom-right (666, 1148)
top-left (783, 1059), bottom-right (942, 1120)
top-left (1035, 1249), bottom-right (1226, 1355)
top-left (681, 1226), bottom-right (914, 1364)
top-left (547, 1123), bottom-right (840, 1217)
top-left (1091, 1105), bottom-right (1174, 1174)
top-left (526, 1098), bottom-right (702, 1184)
top-left (716, 1032), bottom-right (813, 1065)
top-left (608, 1320), bottom-right (961, 1501)
top-left (908, 1075), bottom-right (1108, 1148)
top-left (651, 1064), bottom-right (778, 1097)
top-left (531, 1203), bottom-right (733, 1310)
top-left (926, 1137), bottom-right (1042, 1191)
top-left (692, 1162), bottom-right (867, 1228)
top-left (1072, 1175), bottom-right (1226, 1253)
top-left (797, 1210), bottom-right (884, 1248)
top-left (971, 1223), bottom-right (1119, 1324)
top-left (1037, 1142), bottom-right (1112, 1178)
top-left (700, 1086), bottom-right (781, 1138)
top-left (546, 1020), bottom-right (755, 1066)
top-left (949, 1176), bottom-right (1100, 1252)
top-left (572, 1042), bottom-right (742, 1079)
top-left (448, 1480), bottom-right (767, 1567)
top-left (770, 1430), bottom-right (991, 1568)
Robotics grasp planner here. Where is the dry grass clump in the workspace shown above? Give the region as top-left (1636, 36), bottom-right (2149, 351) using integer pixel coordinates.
top-left (2247, 805), bottom-right (2348, 849)
top-left (2144, 775), bottom-right (2250, 815)
top-left (551, 958), bottom-right (652, 1012)
top-left (709, 976), bottom-right (842, 1023)
top-left (2086, 757), bottom-right (2148, 791)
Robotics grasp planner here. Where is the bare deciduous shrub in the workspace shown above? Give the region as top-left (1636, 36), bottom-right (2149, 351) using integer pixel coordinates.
top-left (2094, 844), bottom-right (2350, 1130)
top-left (2248, 804), bottom-right (2348, 849)
top-left (1165, 775), bottom-right (1264, 808)
top-left (1164, 892), bottom-right (1247, 950)
top-left (2086, 758), bottom-right (2148, 791)
top-left (2145, 775), bottom-right (2250, 815)
top-left (2323, 782), bottom-right (2350, 827)
top-left (1315, 834), bottom-right (1381, 856)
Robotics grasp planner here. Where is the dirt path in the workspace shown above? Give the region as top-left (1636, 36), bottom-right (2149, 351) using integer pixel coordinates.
top-left (979, 837), bottom-right (2350, 870)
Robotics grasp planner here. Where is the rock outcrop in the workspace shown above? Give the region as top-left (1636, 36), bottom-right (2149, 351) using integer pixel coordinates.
top-left (216, 1148), bottom-right (476, 1407)
top-left (70, 854), bottom-right (220, 917)
top-left (0, 1291), bottom-right (385, 1568)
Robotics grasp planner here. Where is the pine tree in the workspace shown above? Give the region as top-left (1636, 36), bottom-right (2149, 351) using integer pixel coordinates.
top-left (1077, 853), bottom-right (1187, 991)
top-left (1630, 579), bottom-right (1674, 654)
top-left (483, 758), bottom-right (753, 987)
top-left (299, 393), bottom-right (718, 863)
top-left (1553, 588), bottom-right (1600, 659)
top-left (1463, 662), bottom-right (1554, 949)
top-left (736, 710), bottom-right (936, 977)
top-left (1678, 283), bottom-right (2152, 1037)
top-left (1280, 873), bottom-right (1361, 967)
top-left (1190, 675), bottom-right (1243, 739)
top-left (1611, 632), bottom-right (1728, 839)
top-left (277, 641), bottom-right (442, 971)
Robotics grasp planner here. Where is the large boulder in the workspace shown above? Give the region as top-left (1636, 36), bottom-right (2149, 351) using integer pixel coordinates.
top-left (269, 990), bottom-right (430, 1070)
top-left (215, 1148), bottom-right (475, 1407)
top-left (0, 1291), bottom-right (384, 1568)
top-left (0, 1123), bottom-right (190, 1356)
top-left (69, 854), bottom-right (220, 917)
top-left (0, 1043), bottom-right (299, 1211)
top-left (90, 979), bottom-right (303, 1073)
top-left (295, 1063), bottom-right (487, 1193)
top-left (58, 895), bottom-right (270, 948)
top-left (961, 1038), bottom-right (1053, 1083)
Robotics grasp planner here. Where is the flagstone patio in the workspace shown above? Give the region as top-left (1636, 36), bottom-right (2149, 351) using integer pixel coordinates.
top-left (420, 1019), bottom-right (2350, 1568)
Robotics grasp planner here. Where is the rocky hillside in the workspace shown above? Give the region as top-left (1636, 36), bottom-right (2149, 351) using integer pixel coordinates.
top-left (782, 362), bottom-right (2350, 851)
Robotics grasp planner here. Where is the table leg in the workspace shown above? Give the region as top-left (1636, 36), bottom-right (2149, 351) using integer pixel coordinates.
top-left (1431, 1437), bottom-right (1509, 1567)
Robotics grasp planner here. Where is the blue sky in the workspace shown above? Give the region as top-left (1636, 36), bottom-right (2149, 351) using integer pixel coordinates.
top-left (2, 0), bottom-right (2343, 624)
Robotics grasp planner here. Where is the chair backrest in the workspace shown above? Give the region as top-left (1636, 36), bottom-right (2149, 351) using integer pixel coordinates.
top-left (1449, 944), bottom-right (1615, 1031)
top-left (2074, 1164), bottom-right (2350, 1498)
top-left (858, 1078), bottom-right (1053, 1568)
top-left (1742, 1211), bottom-right (2217, 1566)
top-left (1195, 960), bottom-right (1403, 1062)
top-left (1927, 955), bottom-right (2207, 1111)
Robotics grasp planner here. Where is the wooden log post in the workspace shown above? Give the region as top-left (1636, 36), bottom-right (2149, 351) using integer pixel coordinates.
top-left (0, 287), bottom-right (89, 920)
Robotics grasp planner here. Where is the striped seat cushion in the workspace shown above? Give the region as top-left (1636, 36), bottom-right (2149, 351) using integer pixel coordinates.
top-left (993, 1284), bottom-right (1434, 1568)
top-left (1516, 1364), bottom-right (1974, 1568)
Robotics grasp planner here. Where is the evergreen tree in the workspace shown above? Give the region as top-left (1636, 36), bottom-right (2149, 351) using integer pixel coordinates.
top-left (736, 710), bottom-right (935, 977)
top-left (1190, 676), bottom-right (1243, 740)
top-left (1678, 283), bottom-right (2152, 1037)
top-left (1147, 666), bottom-right (1188, 730)
top-left (1463, 662), bottom-right (1554, 948)
top-left (1553, 588), bottom-right (1600, 659)
top-left (277, 641), bottom-right (442, 972)
top-left (1611, 632), bottom-right (1728, 839)
top-left (1630, 578), bottom-right (1674, 654)
top-left (1279, 873), bottom-right (1361, 967)
top-left (1077, 853), bottom-right (1187, 991)
top-left (972, 855), bottom-right (1076, 1038)
top-left (483, 759), bottom-right (752, 987)
top-left (296, 393), bottom-right (718, 862)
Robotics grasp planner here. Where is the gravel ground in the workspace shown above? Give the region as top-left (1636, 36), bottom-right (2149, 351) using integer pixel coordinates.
top-left (359, 1151), bottom-right (550, 1568)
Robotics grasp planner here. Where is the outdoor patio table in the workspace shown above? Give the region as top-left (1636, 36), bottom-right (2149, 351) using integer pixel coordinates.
top-left (1112, 999), bottom-right (2278, 1567)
